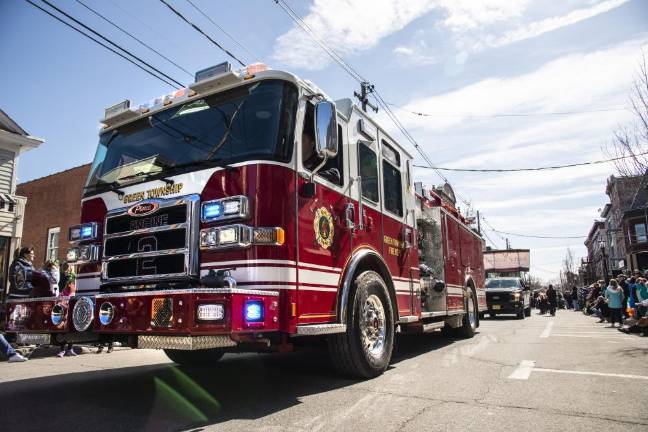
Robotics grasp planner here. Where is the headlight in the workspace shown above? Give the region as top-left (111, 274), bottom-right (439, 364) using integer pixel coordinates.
top-left (68, 244), bottom-right (100, 263)
top-left (513, 292), bottom-right (521, 300)
top-left (200, 225), bottom-right (251, 249)
top-left (201, 196), bottom-right (248, 222)
top-left (67, 248), bottom-right (79, 262)
top-left (218, 227), bottom-right (239, 245)
top-left (69, 222), bottom-right (99, 242)
top-left (200, 225), bottom-right (284, 249)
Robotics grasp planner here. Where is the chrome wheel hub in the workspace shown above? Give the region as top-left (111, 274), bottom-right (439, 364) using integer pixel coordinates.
top-left (360, 294), bottom-right (386, 359)
top-left (467, 290), bottom-right (476, 329)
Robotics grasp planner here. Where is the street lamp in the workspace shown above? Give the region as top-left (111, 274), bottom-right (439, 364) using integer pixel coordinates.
top-left (599, 238), bottom-right (609, 284)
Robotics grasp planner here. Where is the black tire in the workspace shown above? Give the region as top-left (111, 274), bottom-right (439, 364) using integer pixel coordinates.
top-left (164, 348), bottom-right (225, 366)
top-left (328, 270), bottom-right (395, 379)
top-left (517, 308), bottom-right (525, 319)
top-left (457, 287), bottom-right (477, 338)
top-left (524, 307), bottom-right (531, 317)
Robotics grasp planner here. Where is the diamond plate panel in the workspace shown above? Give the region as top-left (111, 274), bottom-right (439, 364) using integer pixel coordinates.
top-left (138, 335), bottom-right (237, 350)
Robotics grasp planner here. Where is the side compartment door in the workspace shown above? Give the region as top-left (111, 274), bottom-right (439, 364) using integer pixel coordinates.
top-left (460, 226), bottom-right (474, 284)
top-left (296, 100), bottom-right (351, 324)
top-left (444, 213), bottom-right (464, 311)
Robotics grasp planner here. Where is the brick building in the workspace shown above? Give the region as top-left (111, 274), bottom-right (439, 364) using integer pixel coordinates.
top-left (621, 173), bottom-right (648, 271)
top-left (603, 174), bottom-right (643, 273)
top-left (16, 164), bottom-right (90, 266)
top-left (583, 220), bottom-right (605, 284)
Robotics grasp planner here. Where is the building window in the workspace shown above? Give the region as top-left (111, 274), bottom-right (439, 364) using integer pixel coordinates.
top-left (358, 142), bottom-right (379, 203)
top-left (46, 227), bottom-right (60, 261)
top-left (635, 223), bottom-right (647, 243)
top-left (382, 159), bottom-right (403, 217)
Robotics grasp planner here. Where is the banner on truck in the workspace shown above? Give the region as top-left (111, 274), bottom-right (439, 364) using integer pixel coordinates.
top-left (484, 250), bottom-right (530, 272)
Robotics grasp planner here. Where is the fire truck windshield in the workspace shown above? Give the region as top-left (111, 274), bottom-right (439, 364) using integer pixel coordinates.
top-left (85, 79), bottom-right (298, 194)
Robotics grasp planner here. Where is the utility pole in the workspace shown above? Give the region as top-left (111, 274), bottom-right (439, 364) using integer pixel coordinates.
top-left (476, 210), bottom-right (481, 236)
top-left (506, 238), bottom-right (511, 250)
top-left (354, 82), bottom-right (378, 113)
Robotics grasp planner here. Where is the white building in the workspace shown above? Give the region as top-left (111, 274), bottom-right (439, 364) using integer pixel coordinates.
top-left (0, 109), bottom-right (43, 294)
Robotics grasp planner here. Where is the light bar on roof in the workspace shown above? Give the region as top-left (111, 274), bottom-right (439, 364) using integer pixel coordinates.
top-left (190, 61), bottom-right (243, 94)
top-left (101, 99), bottom-right (140, 127)
top-left (195, 62), bottom-right (232, 82)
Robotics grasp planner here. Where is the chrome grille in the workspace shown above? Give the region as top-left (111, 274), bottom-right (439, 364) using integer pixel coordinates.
top-left (102, 195), bottom-right (200, 284)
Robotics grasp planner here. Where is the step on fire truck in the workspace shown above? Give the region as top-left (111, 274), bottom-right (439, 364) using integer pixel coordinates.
top-left (6, 62), bottom-right (486, 378)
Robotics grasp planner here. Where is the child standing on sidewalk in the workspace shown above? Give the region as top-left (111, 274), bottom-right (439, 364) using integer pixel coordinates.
top-left (605, 279), bottom-right (624, 328)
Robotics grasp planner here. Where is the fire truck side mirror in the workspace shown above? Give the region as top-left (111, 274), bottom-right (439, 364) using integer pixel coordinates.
top-left (314, 101), bottom-right (338, 159)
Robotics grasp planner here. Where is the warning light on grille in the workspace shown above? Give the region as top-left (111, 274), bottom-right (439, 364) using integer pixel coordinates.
top-left (245, 300), bottom-right (263, 323)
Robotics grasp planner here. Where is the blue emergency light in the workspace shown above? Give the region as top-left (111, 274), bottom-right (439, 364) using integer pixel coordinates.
top-left (244, 300), bottom-right (264, 323)
top-left (81, 225), bottom-right (94, 239)
top-left (202, 201), bottom-right (224, 220)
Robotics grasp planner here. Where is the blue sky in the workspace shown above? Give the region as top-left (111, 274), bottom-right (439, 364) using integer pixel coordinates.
top-left (1, 0), bottom-right (648, 280)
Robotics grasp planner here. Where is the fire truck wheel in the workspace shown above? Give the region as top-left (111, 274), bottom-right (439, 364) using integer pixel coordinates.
top-left (328, 271), bottom-right (394, 379)
top-left (457, 287), bottom-right (477, 338)
top-left (163, 348), bottom-right (225, 365)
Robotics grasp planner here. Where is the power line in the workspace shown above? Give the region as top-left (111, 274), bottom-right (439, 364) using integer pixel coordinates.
top-left (158, 0), bottom-right (245, 67)
top-left (36, 0), bottom-right (184, 88)
top-left (490, 229), bottom-right (586, 240)
top-left (389, 103), bottom-right (629, 119)
top-left (273, 0), bottom-right (454, 186)
top-left (75, 0), bottom-right (193, 77)
top-left (184, 0), bottom-right (260, 64)
top-left (25, 0), bottom-right (179, 89)
top-left (273, 0), bottom-right (495, 239)
top-left (107, 0), bottom-right (187, 52)
top-left (481, 230), bottom-right (500, 249)
top-left (413, 151), bottom-right (648, 173)
top-left (274, 0), bottom-right (366, 84)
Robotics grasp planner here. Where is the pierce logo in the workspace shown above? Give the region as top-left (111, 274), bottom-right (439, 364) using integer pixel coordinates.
top-left (128, 202), bottom-right (159, 217)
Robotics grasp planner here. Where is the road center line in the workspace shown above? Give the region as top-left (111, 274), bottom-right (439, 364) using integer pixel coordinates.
top-left (508, 360), bottom-right (536, 380)
top-left (534, 368), bottom-right (648, 380)
top-left (540, 321), bottom-right (554, 338)
top-left (551, 334), bottom-right (634, 339)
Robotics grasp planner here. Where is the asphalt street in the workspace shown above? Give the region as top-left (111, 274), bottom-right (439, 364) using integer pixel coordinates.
top-left (1, 310), bottom-right (647, 432)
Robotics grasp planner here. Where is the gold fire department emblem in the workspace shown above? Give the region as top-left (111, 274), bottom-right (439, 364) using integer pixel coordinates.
top-left (314, 207), bottom-right (334, 250)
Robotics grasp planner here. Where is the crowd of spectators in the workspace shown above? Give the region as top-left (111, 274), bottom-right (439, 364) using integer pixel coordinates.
top-left (572, 270), bottom-right (648, 335)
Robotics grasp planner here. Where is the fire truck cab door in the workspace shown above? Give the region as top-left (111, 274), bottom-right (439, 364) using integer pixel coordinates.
top-left (349, 121), bottom-right (415, 317)
top-left (296, 99), bottom-right (351, 324)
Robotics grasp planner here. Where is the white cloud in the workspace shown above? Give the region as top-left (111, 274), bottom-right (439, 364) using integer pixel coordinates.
top-left (397, 38), bottom-right (647, 271)
top-left (272, 0), bottom-right (631, 70)
top-left (273, 0), bottom-right (438, 70)
top-left (436, 0), bottom-right (529, 34)
top-left (393, 40), bottom-right (438, 66)
top-left (272, 0), bottom-right (531, 70)
top-left (475, 186), bottom-right (602, 211)
top-left (398, 37), bottom-right (643, 133)
top-left (473, 0), bottom-right (631, 52)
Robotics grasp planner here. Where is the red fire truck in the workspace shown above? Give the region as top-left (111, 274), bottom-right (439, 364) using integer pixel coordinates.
top-left (5, 62), bottom-right (485, 378)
